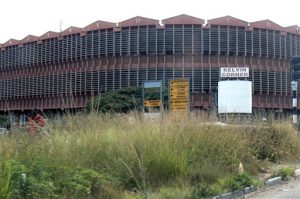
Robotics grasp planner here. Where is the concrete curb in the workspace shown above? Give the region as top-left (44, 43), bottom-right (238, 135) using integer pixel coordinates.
top-left (244, 186), bottom-right (257, 194)
top-left (213, 186), bottom-right (256, 199)
top-left (265, 176), bottom-right (283, 186)
top-left (213, 167), bottom-right (300, 199)
top-left (294, 169), bottom-right (300, 177)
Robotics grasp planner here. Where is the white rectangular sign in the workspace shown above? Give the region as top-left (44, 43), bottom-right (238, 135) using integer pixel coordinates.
top-left (220, 67), bottom-right (249, 78)
top-left (291, 81), bottom-right (298, 91)
top-left (218, 80), bottom-right (252, 114)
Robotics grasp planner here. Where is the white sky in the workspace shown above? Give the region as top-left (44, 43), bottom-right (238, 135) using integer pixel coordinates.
top-left (1, 0), bottom-right (300, 44)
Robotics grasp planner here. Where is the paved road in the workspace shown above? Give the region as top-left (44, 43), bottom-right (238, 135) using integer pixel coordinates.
top-left (246, 178), bottom-right (300, 199)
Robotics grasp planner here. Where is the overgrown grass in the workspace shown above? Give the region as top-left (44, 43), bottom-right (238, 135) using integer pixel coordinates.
top-left (276, 167), bottom-right (295, 180)
top-left (0, 112), bottom-right (299, 198)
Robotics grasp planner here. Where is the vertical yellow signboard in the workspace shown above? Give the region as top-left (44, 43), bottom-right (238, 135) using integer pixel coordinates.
top-left (169, 79), bottom-right (189, 112)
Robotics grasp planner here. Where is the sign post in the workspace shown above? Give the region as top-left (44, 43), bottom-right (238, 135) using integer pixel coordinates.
top-left (143, 80), bottom-right (163, 114)
top-left (218, 67), bottom-right (251, 123)
top-left (292, 81), bottom-right (298, 125)
top-left (169, 79), bottom-right (190, 112)
top-left (291, 57), bottom-right (300, 129)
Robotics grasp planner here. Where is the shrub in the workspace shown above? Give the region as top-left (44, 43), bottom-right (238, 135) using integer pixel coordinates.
top-left (232, 173), bottom-right (253, 190)
top-left (277, 167), bottom-right (295, 180)
top-left (191, 183), bottom-right (215, 198)
top-left (226, 173), bottom-right (254, 191)
top-left (247, 121), bottom-right (300, 162)
top-left (0, 159), bottom-right (110, 199)
top-left (86, 87), bottom-right (143, 113)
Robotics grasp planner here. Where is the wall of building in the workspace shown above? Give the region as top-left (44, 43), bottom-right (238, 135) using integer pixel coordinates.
top-left (0, 16), bottom-right (298, 111)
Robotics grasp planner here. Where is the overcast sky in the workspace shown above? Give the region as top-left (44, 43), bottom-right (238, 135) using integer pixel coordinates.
top-left (1, 0), bottom-right (299, 43)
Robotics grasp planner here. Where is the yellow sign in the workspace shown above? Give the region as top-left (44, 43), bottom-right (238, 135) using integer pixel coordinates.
top-left (144, 100), bottom-right (161, 107)
top-left (170, 88), bottom-right (189, 93)
top-left (170, 106), bottom-right (189, 111)
top-left (170, 92), bottom-right (189, 99)
top-left (170, 79), bottom-right (189, 85)
top-left (170, 79), bottom-right (189, 112)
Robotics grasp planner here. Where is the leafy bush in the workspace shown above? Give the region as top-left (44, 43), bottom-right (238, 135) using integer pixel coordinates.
top-left (0, 159), bottom-right (110, 199)
top-left (216, 173), bottom-right (254, 192)
top-left (86, 87), bottom-right (143, 113)
top-left (229, 173), bottom-right (253, 191)
top-left (191, 183), bottom-right (215, 198)
top-left (247, 121), bottom-right (300, 162)
top-left (277, 167), bottom-right (295, 180)
top-left (86, 87), bottom-right (170, 113)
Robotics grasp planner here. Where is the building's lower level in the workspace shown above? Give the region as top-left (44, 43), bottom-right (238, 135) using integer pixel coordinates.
top-left (0, 55), bottom-right (292, 112)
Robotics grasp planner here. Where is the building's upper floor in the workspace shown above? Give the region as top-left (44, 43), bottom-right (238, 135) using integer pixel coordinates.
top-left (0, 15), bottom-right (300, 70)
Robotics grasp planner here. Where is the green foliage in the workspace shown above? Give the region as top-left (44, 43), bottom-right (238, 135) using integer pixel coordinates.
top-left (247, 121), bottom-right (300, 162)
top-left (191, 183), bottom-right (215, 198)
top-left (0, 114), bottom-right (7, 127)
top-left (0, 160), bottom-right (13, 199)
top-left (187, 161), bottom-right (228, 185)
top-left (209, 173), bottom-right (254, 194)
top-left (226, 173), bottom-right (254, 191)
top-left (153, 187), bottom-right (191, 199)
top-left (0, 114), bottom-right (299, 198)
top-left (86, 87), bottom-right (143, 113)
top-left (277, 167), bottom-right (295, 180)
top-left (0, 159), bottom-right (109, 199)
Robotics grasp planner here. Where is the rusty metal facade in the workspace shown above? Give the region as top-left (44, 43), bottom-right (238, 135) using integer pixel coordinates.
top-left (0, 15), bottom-right (299, 111)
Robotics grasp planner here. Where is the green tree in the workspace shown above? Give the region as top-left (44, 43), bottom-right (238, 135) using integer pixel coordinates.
top-left (86, 87), bottom-right (143, 113)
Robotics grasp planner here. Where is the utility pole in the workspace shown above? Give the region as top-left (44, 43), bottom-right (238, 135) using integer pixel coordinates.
top-left (291, 57), bottom-right (300, 127)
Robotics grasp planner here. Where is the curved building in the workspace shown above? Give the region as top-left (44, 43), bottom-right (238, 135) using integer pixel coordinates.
top-left (0, 14), bottom-right (299, 113)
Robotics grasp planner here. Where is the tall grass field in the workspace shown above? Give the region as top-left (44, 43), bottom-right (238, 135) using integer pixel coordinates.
top-left (0, 112), bottom-right (299, 198)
